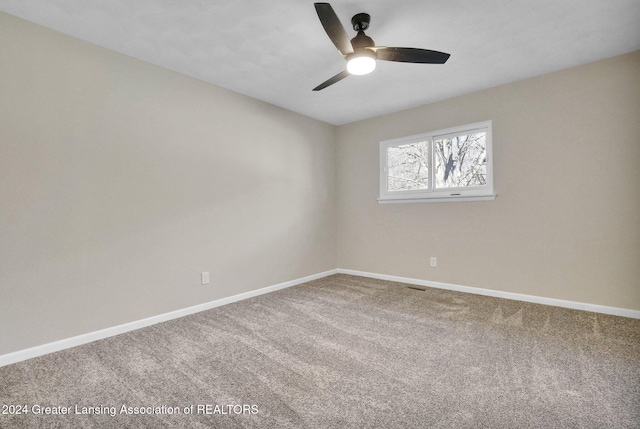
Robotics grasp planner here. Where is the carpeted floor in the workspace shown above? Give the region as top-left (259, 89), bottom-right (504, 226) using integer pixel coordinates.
top-left (1, 274), bottom-right (639, 428)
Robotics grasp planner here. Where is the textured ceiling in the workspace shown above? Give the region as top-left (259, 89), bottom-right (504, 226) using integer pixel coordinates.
top-left (1, 0), bottom-right (639, 125)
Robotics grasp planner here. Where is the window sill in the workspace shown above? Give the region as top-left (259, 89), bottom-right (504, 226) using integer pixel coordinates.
top-left (377, 194), bottom-right (497, 204)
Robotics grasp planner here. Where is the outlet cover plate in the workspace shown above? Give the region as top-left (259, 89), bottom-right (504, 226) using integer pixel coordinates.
top-left (201, 272), bottom-right (210, 285)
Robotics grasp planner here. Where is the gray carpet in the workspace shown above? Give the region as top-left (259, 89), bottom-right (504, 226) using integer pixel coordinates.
top-left (1, 274), bottom-right (639, 428)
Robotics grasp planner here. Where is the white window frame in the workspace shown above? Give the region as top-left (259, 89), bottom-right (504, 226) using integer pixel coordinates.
top-left (379, 121), bottom-right (496, 203)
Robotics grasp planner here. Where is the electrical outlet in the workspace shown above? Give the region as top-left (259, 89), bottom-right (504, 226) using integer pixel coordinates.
top-left (430, 257), bottom-right (437, 267)
top-left (201, 272), bottom-right (210, 285)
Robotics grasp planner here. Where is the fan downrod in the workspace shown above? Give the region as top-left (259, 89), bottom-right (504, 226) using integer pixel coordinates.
top-left (351, 13), bottom-right (370, 31)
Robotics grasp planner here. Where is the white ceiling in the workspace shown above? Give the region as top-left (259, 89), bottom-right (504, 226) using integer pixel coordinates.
top-left (1, 0), bottom-right (639, 125)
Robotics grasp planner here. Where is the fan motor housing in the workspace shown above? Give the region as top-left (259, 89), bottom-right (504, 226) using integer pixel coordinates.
top-left (351, 31), bottom-right (375, 49)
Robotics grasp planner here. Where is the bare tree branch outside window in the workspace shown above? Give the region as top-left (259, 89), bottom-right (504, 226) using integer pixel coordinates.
top-left (434, 132), bottom-right (487, 189)
top-left (387, 141), bottom-right (429, 191)
top-left (386, 133), bottom-right (486, 192)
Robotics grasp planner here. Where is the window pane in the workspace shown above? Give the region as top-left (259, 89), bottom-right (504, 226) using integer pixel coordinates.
top-left (387, 141), bottom-right (429, 191)
top-left (434, 132), bottom-right (486, 189)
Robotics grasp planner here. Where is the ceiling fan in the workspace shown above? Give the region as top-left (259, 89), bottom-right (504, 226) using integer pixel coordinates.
top-left (312, 2), bottom-right (451, 91)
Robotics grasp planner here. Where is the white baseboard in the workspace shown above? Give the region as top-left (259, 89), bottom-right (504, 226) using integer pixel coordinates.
top-left (336, 268), bottom-right (640, 319)
top-left (2, 267), bottom-right (638, 367)
top-left (0, 269), bottom-right (339, 368)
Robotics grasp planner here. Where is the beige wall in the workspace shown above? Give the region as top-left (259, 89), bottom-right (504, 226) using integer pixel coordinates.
top-left (336, 51), bottom-right (640, 311)
top-left (0, 12), bottom-right (336, 355)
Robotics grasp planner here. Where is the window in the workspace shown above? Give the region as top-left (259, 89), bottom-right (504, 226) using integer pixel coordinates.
top-left (379, 121), bottom-right (496, 203)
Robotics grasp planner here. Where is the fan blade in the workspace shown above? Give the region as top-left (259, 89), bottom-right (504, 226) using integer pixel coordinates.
top-left (313, 70), bottom-right (350, 91)
top-left (376, 47), bottom-right (450, 64)
top-left (314, 3), bottom-right (354, 56)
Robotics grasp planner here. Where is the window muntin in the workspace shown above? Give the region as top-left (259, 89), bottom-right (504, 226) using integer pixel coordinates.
top-left (379, 121), bottom-right (495, 203)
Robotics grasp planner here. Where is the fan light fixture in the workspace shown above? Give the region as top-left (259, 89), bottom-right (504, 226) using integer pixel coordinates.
top-left (346, 50), bottom-right (376, 75)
